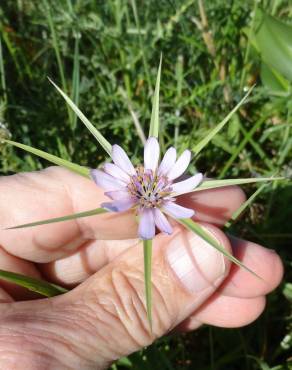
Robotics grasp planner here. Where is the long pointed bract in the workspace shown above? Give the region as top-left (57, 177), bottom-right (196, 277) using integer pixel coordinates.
top-left (192, 86), bottom-right (255, 156)
top-left (143, 239), bottom-right (153, 330)
top-left (0, 269), bottom-right (68, 297)
top-left (225, 183), bottom-right (267, 228)
top-left (187, 177), bottom-right (284, 194)
top-left (4, 139), bottom-right (90, 178)
top-left (48, 78), bottom-right (112, 155)
top-left (177, 218), bottom-right (262, 279)
top-left (6, 208), bottom-right (108, 229)
top-left (149, 55), bottom-right (162, 138)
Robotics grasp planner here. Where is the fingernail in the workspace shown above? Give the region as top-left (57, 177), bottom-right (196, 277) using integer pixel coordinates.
top-left (167, 228), bottom-right (226, 294)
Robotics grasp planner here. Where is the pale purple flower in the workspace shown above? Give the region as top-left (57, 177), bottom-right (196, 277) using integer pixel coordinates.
top-left (91, 137), bottom-right (203, 240)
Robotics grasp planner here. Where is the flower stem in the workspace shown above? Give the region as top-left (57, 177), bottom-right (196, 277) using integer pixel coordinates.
top-left (143, 239), bottom-right (153, 331)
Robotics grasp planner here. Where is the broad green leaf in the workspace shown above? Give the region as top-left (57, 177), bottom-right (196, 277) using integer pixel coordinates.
top-left (192, 86), bottom-right (254, 156)
top-left (0, 269), bottom-right (68, 297)
top-left (253, 9), bottom-right (292, 82)
top-left (149, 55), bottom-right (162, 138)
top-left (188, 177), bottom-right (284, 194)
top-left (48, 78), bottom-right (112, 156)
top-left (6, 208), bottom-right (107, 230)
top-left (143, 239), bottom-right (153, 330)
top-left (260, 62), bottom-right (289, 95)
top-left (225, 183), bottom-right (267, 228)
top-left (4, 139), bottom-right (90, 178)
top-left (178, 218), bottom-right (261, 278)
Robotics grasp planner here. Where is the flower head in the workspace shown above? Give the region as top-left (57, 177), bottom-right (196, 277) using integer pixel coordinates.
top-left (91, 137), bottom-right (203, 240)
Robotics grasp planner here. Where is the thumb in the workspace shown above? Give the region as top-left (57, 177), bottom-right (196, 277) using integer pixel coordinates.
top-left (0, 224), bottom-right (230, 370)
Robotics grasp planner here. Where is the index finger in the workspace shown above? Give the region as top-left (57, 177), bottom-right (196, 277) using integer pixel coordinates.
top-left (0, 167), bottom-right (245, 263)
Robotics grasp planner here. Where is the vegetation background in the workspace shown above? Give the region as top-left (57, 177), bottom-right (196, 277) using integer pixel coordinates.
top-left (0, 0), bottom-right (291, 369)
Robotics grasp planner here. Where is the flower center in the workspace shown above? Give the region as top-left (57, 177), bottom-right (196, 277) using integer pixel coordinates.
top-left (127, 166), bottom-right (173, 208)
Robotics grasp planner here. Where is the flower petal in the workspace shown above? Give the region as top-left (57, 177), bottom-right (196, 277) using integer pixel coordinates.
top-left (163, 201), bottom-right (194, 219)
top-left (153, 208), bottom-right (173, 235)
top-left (104, 163), bottom-right (130, 183)
top-left (90, 169), bottom-right (125, 191)
top-left (167, 150), bottom-right (191, 180)
top-left (112, 144), bottom-right (136, 175)
top-left (158, 147), bottom-right (176, 176)
top-left (172, 173), bottom-right (203, 194)
top-left (105, 189), bottom-right (131, 200)
top-left (144, 137), bottom-right (160, 172)
top-left (101, 198), bottom-right (135, 212)
top-left (138, 208), bottom-right (155, 240)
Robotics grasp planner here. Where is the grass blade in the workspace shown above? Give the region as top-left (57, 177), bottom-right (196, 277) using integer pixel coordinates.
top-left (149, 55), bottom-right (162, 138)
top-left (119, 87), bottom-right (146, 144)
top-left (0, 269), bottom-right (68, 297)
top-left (4, 139), bottom-right (90, 178)
top-left (71, 36), bottom-right (80, 130)
top-left (130, 0), bottom-right (152, 93)
top-left (178, 218), bottom-right (261, 278)
top-left (188, 177), bottom-right (285, 194)
top-left (225, 183), bottom-right (267, 228)
top-left (43, 0), bottom-right (72, 124)
top-left (130, 108), bottom-right (147, 145)
top-left (143, 239), bottom-right (153, 330)
top-left (192, 86), bottom-right (254, 156)
top-left (0, 38), bottom-right (7, 104)
top-left (6, 208), bottom-right (107, 230)
top-left (218, 115), bottom-right (267, 178)
top-left (48, 78), bottom-right (112, 156)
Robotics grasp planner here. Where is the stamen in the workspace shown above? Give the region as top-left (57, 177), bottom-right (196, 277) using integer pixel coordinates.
top-left (127, 166), bottom-right (173, 209)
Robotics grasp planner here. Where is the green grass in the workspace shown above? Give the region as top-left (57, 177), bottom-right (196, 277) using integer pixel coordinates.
top-left (0, 0), bottom-right (291, 369)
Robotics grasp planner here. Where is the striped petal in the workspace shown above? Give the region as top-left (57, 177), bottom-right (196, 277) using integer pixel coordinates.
top-left (138, 208), bottom-right (155, 240)
top-left (154, 208), bottom-right (173, 235)
top-left (163, 201), bottom-right (194, 219)
top-left (167, 150), bottom-right (191, 180)
top-left (144, 137), bottom-right (160, 172)
top-left (90, 169), bottom-right (125, 191)
top-left (104, 163), bottom-right (130, 183)
top-left (158, 147), bottom-right (176, 176)
top-left (172, 173), bottom-right (203, 194)
top-left (112, 144), bottom-right (136, 175)
top-left (101, 198), bottom-right (135, 212)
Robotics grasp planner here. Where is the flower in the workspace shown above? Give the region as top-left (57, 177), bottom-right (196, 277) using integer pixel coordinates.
top-left (90, 137), bottom-right (203, 240)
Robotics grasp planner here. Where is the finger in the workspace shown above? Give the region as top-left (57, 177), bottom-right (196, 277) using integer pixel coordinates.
top-left (0, 224), bottom-right (231, 368)
top-left (40, 238), bottom-right (140, 286)
top-left (40, 233), bottom-right (283, 304)
top-left (1, 167), bottom-right (245, 263)
top-left (178, 185), bottom-right (246, 226)
top-left (0, 167), bottom-right (137, 262)
top-left (0, 246), bottom-right (42, 300)
top-left (45, 182), bottom-right (246, 285)
top-left (179, 294), bottom-right (266, 330)
top-left (218, 236), bottom-right (283, 298)
top-left (176, 237), bottom-right (282, 332)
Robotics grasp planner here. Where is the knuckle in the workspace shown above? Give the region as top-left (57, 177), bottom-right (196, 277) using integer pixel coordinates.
top-left (80, 261), bottom-right (176, 358)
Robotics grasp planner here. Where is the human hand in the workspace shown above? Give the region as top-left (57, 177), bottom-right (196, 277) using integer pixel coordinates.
top-left (0, 167), bottom-right (283, 369)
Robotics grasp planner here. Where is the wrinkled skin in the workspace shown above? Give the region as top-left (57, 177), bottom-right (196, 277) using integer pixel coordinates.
top-left (0, 167), bottom-right (283, 369)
